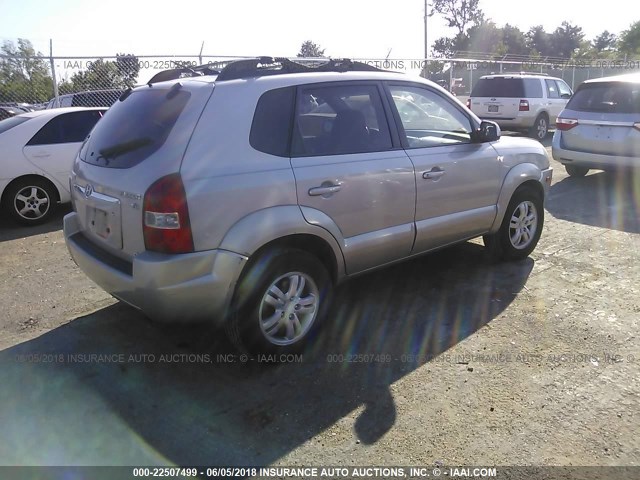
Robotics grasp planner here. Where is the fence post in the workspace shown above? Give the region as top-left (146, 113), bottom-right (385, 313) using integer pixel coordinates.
top-left (572, 65), bottom-right (575, 90)
top-left (49, 39), bottom-right (59, 107)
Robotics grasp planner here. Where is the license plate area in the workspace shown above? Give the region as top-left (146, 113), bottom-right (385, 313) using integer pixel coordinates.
top-left (79, 190), bottom-right (123, 250)
top-left (488, 105), bottom-right (499, 113)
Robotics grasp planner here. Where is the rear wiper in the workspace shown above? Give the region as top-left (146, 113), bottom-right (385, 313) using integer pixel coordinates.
top-left (98, 137), bottom-right (152, 160)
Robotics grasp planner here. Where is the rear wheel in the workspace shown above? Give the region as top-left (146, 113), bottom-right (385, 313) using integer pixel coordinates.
top-left (484, 186), bottom-right (544, 261)
top-left (529, 114), bottom-right (548, 141)
top-left (565, 164), bottom-right (589, 177)
top-left (3, 178), bottom-right (57, 226)
top-left (226, 248), bottom-right (332, 355)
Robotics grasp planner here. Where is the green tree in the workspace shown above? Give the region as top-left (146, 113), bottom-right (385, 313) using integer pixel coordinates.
top-left (526, 25), bottom-right (552, 57)
top-left (618, 21), bottom-right (640, 56)
top-left (501, 24), bottom-right (528, 56)
top-left (592, 31), bottom-right (618, 52)
top-left (115, 53), bottom-right (140, 88)
top-left (297, 41), bottom-right (326, 58)
top-left (466, 21), bottom-right (503, 55)
top-left (0, 38), bottom-right (54, 103)
top-left (550, 21), bottom-right (584, 58)
top-left (430, 0), bottom-right (484, 37)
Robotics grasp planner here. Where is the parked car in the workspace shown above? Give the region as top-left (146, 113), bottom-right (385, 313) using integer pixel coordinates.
top-left (467, 72), bottom-right (573, 141)
top-left (0, 106), bottom-right (19, 121)
top-left (63, 58), bottom-right (552, 354)
top-left (45, 89), bottom-right (125, 109)
top-left (0, 107), bottom-right (106, 225)
top-left (552, 72), bottom-right (640, 177)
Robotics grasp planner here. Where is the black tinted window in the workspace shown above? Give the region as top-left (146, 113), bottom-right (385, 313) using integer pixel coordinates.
top-left (27, 110), bottom-right (104, 145)
top-left (81, 88), bottom-right (190, 168)
top-left (250, 87), bottom-right (294, 157)
top-left (523, 79), bottom-right (543, 98)
top-left (292, 84), bottom-right (392, 156)
top-left (567, 82), bottom-right (640, 113)
top-left (471, 78), bottom-right (524, 97)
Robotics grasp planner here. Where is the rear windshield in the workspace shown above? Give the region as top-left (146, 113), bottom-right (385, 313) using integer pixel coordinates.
top-left (80, 88), bottom-right (190, 168)
top-left (471, 77), bottom-right (543, 98)
top-left (0, 115), bottom-right (30, 135)
top-left (566, 82), bottom-right (640, 113)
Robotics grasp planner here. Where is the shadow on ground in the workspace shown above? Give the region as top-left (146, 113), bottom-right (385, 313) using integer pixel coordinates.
top-left (0, 242), bottom-right (533, 467)
top-left (547, 170), bottom-right (640, 234)
top-left (0, 205), bottom-right (71, 242)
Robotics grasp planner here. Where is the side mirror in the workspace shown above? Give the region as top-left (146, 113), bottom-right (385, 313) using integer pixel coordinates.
top-left (561, 93), bottom-right (572, 99)
top-left (472, 120), bottom-right (501, 143)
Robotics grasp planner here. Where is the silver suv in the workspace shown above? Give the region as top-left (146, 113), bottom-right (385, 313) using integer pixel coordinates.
top-left (552, 72), bottom-right (640, 176)
top-left (63, 58), bottom-right (553, 354)
top-left (468, 73), bottom-right (573, 140)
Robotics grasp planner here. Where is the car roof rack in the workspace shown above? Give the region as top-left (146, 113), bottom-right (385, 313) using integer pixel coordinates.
top-left (147, 64), bottom-right (221, 85)
top-left (214, 57), bottom-right (384, 81)
top-left (147, 57), bottom-right (386, 84)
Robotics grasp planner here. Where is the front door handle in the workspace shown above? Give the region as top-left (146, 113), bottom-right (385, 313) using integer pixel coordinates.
top-left (422, 168), bottom-right (446, 180)
top-left (309, 184), bottom-right (342, 196)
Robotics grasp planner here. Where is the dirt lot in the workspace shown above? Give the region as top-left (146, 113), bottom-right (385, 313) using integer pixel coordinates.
top-left (0, 139), bottom-right (638, 471)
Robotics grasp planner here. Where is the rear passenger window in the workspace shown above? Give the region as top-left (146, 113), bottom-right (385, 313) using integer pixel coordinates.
top-left (27, 110), bottom-right (103, 145)
top-left (292, 84), bottom-right (392, 157)
top-left (250, 87), bottom-right (294, 157)
top-left (523, 79), bottom-right (543, 98)
top-left (545, 80), bottom-right (559, 99)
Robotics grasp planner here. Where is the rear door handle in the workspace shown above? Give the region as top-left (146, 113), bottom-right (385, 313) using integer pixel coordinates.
top-left (308, 184), bottom-right (342, 196)
top-left (423, 168), bottom-right (446, 180)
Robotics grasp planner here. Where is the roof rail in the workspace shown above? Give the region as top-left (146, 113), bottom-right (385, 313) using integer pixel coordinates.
top-left (501, 71), bottom-right (550, 76)
top-left (215, 57), bottom-right (385, 81)
top-left (147, 64), bottom-right (221, 85)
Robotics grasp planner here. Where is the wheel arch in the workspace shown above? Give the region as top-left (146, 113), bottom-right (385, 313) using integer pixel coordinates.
top-left (1, 174), bottom-right (62, 206)
top-left (490, 166), bottom-right (545, 233)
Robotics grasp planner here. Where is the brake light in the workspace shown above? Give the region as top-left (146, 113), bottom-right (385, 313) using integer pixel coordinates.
top-left (556, 118), bottom-right (579, 131)
top-left (466, 98), bottom-right (471, 109)
top-left (519, 100), bottom-right (529, 112)
top-left (143, 173), bottom-right (194, 254)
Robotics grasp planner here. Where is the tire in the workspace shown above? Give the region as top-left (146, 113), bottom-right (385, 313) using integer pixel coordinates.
top-left (529, 114), bottom-right (548, 141)
top-left (565, 164), bottom-right (589, 177)
top-left (3, 178), bottom-right (57, 226)
top-left (226, 248), bottom-right (332, 355)
top-left (483, 186), bottom-right (544, 261)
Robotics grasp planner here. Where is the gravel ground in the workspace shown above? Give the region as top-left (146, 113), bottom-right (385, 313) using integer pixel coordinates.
top-left (0, 139), bottom-right (638, 472)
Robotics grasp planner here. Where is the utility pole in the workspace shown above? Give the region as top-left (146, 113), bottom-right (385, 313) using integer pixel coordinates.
top-left (424, 0), bottom-right (429, 61)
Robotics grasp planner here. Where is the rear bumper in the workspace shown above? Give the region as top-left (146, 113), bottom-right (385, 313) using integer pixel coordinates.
top-left (478, 116), bottom-right (533, 130)
top-left (64, 212), bottom-right (247, 324)
top-left (552, 132), bottom-right (640, 170)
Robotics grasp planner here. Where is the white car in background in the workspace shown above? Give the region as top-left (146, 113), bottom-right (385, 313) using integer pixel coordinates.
top-left (0, 107), bottom-right (106, 226)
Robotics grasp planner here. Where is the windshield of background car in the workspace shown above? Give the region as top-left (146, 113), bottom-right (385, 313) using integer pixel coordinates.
top-left (0, 116), bottom-right (30, 135)
top-left (80, 88), bottom-right (191, 168)
top-left (566, 82), bottom-right (640, 113)
top-left (471, 77), bottom-right (543, 98)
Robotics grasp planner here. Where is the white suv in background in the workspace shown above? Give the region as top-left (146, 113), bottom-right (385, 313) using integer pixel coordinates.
top-left (467, 73), bottom-right (573, 140)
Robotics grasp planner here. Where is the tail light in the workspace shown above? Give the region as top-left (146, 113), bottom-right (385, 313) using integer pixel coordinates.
top-left (143, 173), bottom-right (194, 254)
top-left (633, 122), bottom-right (640, 132)
top-left (556, 118), bottom-right (579, 131)
top-left (519, 100), bottom-right (529, 112)
top-left (466, 98), bottom-right (471, 109)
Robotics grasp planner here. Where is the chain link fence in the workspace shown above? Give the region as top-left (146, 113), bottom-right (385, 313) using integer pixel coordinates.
top-left (1, 52), bottom-right (639, 117)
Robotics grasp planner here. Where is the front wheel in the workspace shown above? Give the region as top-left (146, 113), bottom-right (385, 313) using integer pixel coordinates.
top-left (226, 248), bottom-right (332, 355)
top-left (484, 186), bottom-right (544, 261)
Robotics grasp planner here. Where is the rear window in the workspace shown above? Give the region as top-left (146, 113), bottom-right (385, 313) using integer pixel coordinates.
top-left (471, 77), bottom-right (525, 98)
top-left (566, 82), bottom-right (640, 113)
top-left (81, 88), bottom-right (190, 169)
top-left (250, 87), bottom-right (295, 157)
top-left (0, 116), bottom-right (30, 135)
